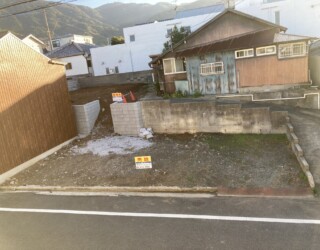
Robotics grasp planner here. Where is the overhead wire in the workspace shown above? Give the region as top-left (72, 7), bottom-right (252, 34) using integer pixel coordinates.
top-left (0, 0), bottom-right (40, 11)
top-left (0, 0), bottom-right (77, 19)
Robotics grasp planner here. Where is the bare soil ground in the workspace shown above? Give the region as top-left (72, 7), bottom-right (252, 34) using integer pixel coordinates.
top-left (4, 132), bottom-right (307, 188)
top-left (2, 85), bottom-right (308, 188)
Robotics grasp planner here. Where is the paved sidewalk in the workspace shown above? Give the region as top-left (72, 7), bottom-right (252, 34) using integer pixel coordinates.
top-left (289, 108), bottom-right (320, 188)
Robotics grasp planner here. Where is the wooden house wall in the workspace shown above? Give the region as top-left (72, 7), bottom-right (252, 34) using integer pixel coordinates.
top-left (177, 12), bottom-right (273, 52)
top-left (164, 72), bottom-right (187, 93)
top-left (0, 35), bottom-right (77, 174)
top-left (186, 51), bottom-right (237, 95)
top-left (236, 55), bottom-right (309, 87)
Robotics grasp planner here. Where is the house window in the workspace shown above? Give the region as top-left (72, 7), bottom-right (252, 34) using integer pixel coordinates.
top-left (278, 42), bottom-right (307, 59)
top-left (200, 62), bottom-right (224, 75)
top-left (256, 45), bottom-right (277, 56)
top-left (115, 66), bottom-right (119, 73)
top-left (65, 63), bottom-right (72, 70)
top-left (106, 68), bottom-right (110, 75)
top-left (130, 35), bottom-right (135, 42)
top-left (163, 58), bottom-right (186, 75)
top-left (52, 40), bottom-right (60, 48)
top-left (235, 48), bottom-right (254, 59)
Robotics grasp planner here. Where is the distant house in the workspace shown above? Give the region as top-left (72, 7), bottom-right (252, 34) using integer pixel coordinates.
top-left (309, 40), bottom-right (320, 85)
top-left (0, 31), bottom-right (77, 175)
top-left (50, 34), bottom-right (94, 50)
top-left (22, 34), bottom-right (46, 54)
top-left (151, 9), bottom-right (312, 94)
top-left (46, 42), bottom-right (97, 78)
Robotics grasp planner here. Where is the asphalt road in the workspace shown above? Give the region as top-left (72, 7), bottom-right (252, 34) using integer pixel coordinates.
top-left (0, 192), bottom-right (320, 250)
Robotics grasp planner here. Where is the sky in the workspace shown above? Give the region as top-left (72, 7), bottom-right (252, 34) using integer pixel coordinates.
top-left (69, 0), bottom-right (196, 8)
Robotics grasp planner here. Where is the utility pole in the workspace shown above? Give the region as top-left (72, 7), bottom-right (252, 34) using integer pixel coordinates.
top-left (44, 9), bottom-right (53, 51)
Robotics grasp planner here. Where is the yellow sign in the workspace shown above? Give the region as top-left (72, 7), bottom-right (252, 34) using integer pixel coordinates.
top-left (112, 92), bottom-right (123, 102)
top-left (135, 156), bottom-right (152, 169)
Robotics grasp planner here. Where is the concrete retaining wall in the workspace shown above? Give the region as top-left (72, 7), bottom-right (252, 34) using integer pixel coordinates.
top-left (110, 102), bottom-right (143, 136)
top-left (140, 100), bottom-right (287, 134)
top-left (73, 100), bottom-right (100, 136)
top-left (110, 100), bottom-right (287, 135)
top-left (79, 70), bottom-right (153, 88)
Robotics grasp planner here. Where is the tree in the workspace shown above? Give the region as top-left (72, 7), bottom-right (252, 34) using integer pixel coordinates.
top-left (111, 36), bottom-right (124, 45)
top-left (163, 26), bottom-right (191, 53)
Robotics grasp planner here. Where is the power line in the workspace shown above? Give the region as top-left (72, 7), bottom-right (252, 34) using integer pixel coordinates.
top-left (0, 0), bottom-right (40, 11)
top-left (0, 0), bottom-right (77, 19)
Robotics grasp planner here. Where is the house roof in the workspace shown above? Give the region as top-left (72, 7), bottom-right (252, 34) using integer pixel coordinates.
top-left (174, 28), bottom-right (277, 58)
top-left (151, 9), bottom-right (288, 63)
top-left (274, 33), bottom-right (312, 43)
top-left (46, 42), bottom-right (97, 58)
top-left (23, 34), bottom-right (45, 45)
top-left (175, 4), bottom-right (225, 19)
top-left (52, 34), bottom-right (93, 40)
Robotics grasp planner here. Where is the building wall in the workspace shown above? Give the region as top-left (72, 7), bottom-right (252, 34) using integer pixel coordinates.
top-left (0, 34), bottom-right (77, 174)
top-left (59, 55), bottom-right (89, 77)
top-left (186, 51), bottom-right (237, 94)
top-left (236, 0), bottom-right (320, 37)
top-left (164, 72), bottom-right (188, 93)
top-left (91, 44), bottom-right (133, 76)
top-left (236, 55), bottom-right (309, 87)
top-left (309, 55), bottom-right (320, 86)
top-left (22, 38), bottom-right (43, 54)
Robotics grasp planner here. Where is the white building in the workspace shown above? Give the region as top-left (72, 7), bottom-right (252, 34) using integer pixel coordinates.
top-left (91, 11), bottom-right (222, 76)
top-left (236, 0), bottom-right (320, 37)
top-left (47, 42), bottom-right (96, 78)
top-left (51, 34), bottom-right (94, 50)
top-left (22, 34), bottom-right (46, 54)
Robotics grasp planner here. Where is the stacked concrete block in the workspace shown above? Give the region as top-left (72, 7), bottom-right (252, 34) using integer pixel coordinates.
top-left (110, 102), bottom-right (143, 136)
top-left (73, 100), bottom-right (100, 137)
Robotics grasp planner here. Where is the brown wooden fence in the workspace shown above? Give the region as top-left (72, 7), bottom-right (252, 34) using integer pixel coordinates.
top-left (0, 33), bottom-right (77, 174)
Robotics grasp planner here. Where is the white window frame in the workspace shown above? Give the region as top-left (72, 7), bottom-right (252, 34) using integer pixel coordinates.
top-left (278, 42), bottom-right (307, 59)
top-left (256, 45), bottom-right (277, 56)
top-left (200, 62), bottom-right (224, 76)
top-left (235, 48), bottom-right (254, 59)
top-left (163, 58), bottom-right (186, 75)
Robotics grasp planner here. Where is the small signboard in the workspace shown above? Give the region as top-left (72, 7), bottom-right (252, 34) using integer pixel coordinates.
top-left (135, 156), bottom-right (152, 169)
top-left (112, 92), bottom-right (123, 102)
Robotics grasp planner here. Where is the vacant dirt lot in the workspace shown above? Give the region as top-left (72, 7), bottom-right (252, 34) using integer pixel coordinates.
top-left (3, 132), bottom-right (307, 188)
top-left (1, 85), bottom-right (308, 189)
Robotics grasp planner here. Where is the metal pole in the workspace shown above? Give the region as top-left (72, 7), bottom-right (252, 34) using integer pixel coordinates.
top-left (44, 9), bottom-right (53, 51)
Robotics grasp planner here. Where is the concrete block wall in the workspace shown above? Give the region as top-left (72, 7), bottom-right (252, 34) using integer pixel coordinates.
top-left (110, 102), bottom-right (143, 136)
top-left (73, 100), bottom-right (100, 136)
top-left (140, 100), bottom-right (287, 134)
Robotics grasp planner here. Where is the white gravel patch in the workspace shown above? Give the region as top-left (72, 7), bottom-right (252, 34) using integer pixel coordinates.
top-left (72, 136), bottom-right (153, 156)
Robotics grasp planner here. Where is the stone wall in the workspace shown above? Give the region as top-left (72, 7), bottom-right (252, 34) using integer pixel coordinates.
top-left (73, 100), bottom-right (100, 136)
top-left (110, 100), bottom-right (287, 135)
top-left (79, 70), bottom-right (153, 88)
top-left (110, 102), bottom-right (143, 136)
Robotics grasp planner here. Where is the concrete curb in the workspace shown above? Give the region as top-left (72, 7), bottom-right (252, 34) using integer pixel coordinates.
top-left (286, 117), bottom-right (315, 189)
top-left (0, 186), bottom-right (314, 198)
top-left (0, 186), bottom-right (218, 194)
